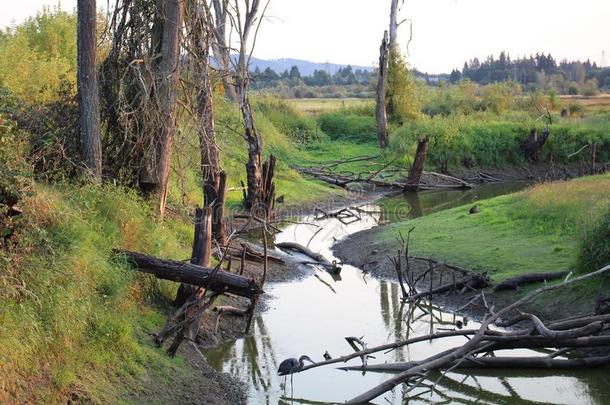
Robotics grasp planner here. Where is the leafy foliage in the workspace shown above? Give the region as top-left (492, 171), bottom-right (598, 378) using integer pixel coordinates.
top-left (0, 6), bottom-right (77, 103)
top-left (386, 49), bottom-right (422, 123)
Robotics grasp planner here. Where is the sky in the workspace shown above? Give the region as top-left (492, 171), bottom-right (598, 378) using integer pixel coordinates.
top-left (2, 0), bottom-right (609, 73)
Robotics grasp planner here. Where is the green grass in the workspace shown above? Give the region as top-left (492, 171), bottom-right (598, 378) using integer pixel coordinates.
top-left (376, 174), bottom-right (610, 282)
top-left (0, 184), bottom-right (197, 402)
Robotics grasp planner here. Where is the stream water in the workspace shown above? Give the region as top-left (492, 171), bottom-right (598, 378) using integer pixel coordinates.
top-left (204, 183), bottom-right (610, 404)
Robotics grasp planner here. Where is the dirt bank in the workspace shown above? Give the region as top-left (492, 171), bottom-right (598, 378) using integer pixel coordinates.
top-left (333, 225), bottom-right (602, 326)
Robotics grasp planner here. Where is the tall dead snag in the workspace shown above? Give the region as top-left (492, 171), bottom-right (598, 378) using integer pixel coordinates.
top-left (174, 206), bottom-right (212, 307)
top-left (184, 0), bottom-right (227, 243)
top-left (520, 107), bottom-right (551, 162)
top-left (210, 0), bottom-right (237, 101)
top-left (376, 31), bottom-right (390, 149)
top-left (77, 0), bottom-right (102, 181)
top-left (405, 138), bottom-right (429, 190)
top-left (136, 0), bottom-right (184, 218)
top-left (227, 0), bottom-right (275, 217)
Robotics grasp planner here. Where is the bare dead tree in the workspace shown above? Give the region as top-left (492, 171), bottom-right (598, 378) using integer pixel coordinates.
top-left (377, 0), bottom-right (408, 149)
top-left (101, 0), bottom-right (184, 218)
top-left (139, 0), bottom-right (184, 218)
top-left (184, 0), bottom-right (227, 243)
top-left (376, 30), bottom-right (390, 149)
top-left (210, 0), bottom-right (238, 100)
top-left (77, 0), bottom-right (102, 181)
top-left (226, 0), bottom-right (275, 217)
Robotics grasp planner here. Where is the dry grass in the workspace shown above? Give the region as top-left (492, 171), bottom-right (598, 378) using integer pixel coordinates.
top-left (288, 98), bottom-right (374, 115)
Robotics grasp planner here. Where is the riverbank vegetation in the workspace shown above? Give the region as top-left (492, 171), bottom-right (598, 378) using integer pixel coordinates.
top-left (1, 3), bottom-right (609, 403)
top-left (375, 174), bottom-right (610, 282)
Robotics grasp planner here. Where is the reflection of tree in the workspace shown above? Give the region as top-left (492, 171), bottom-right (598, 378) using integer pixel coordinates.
top-left (403, 191), bottom-right (423, 218)
top-left (435, 372), bottom-right (555, 405)
top-left (380, 280), bottom-right (390, 329)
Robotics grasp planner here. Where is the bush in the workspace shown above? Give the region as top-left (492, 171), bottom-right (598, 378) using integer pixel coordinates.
top-left (577, 210), bottom-right (610, 274)
top-left (318, 112), bottom-right (377, 143)
top-left (254, 97), bottom-right (322, 144)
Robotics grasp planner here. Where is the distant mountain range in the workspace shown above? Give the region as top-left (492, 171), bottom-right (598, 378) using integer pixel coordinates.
top-left (246, 56), bottom-right (374, 76)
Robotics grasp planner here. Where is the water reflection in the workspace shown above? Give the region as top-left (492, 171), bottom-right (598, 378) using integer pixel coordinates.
top-left (204, 185), bottom-right (609, 405)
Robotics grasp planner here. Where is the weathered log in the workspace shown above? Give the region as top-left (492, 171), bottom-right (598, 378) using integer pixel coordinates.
top-left (494, 271), bottom-right (569, 292)
top-left (275, 242), bottom-right (341, 274)
top-left (407, 273), bottom-right (491, 302)
top-left (345, 264), bottom-right (610, 404)
top-left (116, 249), bottom-right (262, 298)
top-left (341, 354), bottom-right (610, 372)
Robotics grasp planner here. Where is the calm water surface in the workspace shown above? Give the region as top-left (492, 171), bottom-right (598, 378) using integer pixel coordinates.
top-left (205, 184), bottom-right (610, 404)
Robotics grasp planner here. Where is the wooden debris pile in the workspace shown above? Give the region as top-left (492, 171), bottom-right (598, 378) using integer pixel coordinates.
top-left (291, 155), bottom-right (473, 192)
top-left (294, 264), bottom-right (610, 404)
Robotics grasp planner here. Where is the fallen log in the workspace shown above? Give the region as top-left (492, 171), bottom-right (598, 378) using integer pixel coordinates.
top-left (275, 242), bottom-right (341, 274)
top-left (406, 273), bottom-right (491, 302)
top-left (494, 271), bottom-right (570, 292)
top-left (115, 249), bottom-right (263, 298)
top-left (345, 264), bottom-right (610, 404)
top-left (341, 354), bottom-right (610, 372)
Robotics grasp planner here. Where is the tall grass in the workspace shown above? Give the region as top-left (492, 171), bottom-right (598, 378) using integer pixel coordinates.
top-left (380, 174), bottom-right (610, 281)
top-left (0, 184), bottom-right (191, 402)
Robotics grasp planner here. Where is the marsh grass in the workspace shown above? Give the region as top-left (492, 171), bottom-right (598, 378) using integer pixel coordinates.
top-left (380, 174), bottom-right (610, 282)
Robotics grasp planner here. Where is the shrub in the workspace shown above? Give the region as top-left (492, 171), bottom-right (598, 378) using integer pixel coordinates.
top-left (318, 112), bottom-right (377, 143)
top-left (254, 96), bottom-right (322, 144)
top-left (577, 210), bottom-right (610, 274)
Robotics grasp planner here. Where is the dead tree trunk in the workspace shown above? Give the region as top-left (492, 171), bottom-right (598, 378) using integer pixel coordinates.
top-left (77, 0), bottom-right (102, 181)
top-left (389, 0), bottom-right (400, 48)
top-left (229, 0), bottom-right (275, 217)
top-left (117, 249), bottom-right (263, 298)
top-left (405, 138), bottom-right (429, 190)
top-left (210, 0), bottom-right (237, 101)
top-left (376, 30), bottom-right (390, 149)
top-left (139, 0), bottom-right (184, 218)
top-left (174, 206), bottom-right (212, 307)
top-left (520, 127), bottom-right (550, 161)
top-left (186, 0), bottom-right (227, 243)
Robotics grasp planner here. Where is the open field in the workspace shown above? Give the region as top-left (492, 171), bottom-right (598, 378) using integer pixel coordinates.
top-left (287, 97), bottom-right (374, 115)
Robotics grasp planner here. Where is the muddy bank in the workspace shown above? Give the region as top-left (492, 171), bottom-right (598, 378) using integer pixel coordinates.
top-left (333, 226), bottom-right (602, 326)
top-left (135, 236), bottom-right (317, 403)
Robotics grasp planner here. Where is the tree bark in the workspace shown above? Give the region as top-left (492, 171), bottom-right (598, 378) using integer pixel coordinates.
top-left (405, 138), bottom-right (429, 190)
top-left (376, 30), bottom-right (390, 149)
top-left (389, 0), bottom-right (400, 49)
top-left (187, 0), bottom-right (227, 243)
top-left (117, 249), bottom-right (263, 298)
top-left (174, 206), bottom-right (212, 307)
top-left (494, 271), bottom-right (570, 292)
top-left (210, 0), bottom-right (237, 101)
top-left (77, 0), bottom-right (102, 182)
top-left (139, 0), bottom-right (184, 218)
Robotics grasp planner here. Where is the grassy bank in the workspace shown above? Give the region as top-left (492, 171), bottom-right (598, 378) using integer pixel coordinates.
top-left (375, 174), bottom-right (610, 282)
top-left (0, 184), bottom-right (201, 402)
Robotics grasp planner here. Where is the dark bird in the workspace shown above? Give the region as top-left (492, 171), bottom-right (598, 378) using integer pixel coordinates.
top-left (469, 205), bottom-right (481, 214)
top-left (323, 351), bottom-right (332, 360)
top-left (278, 355), bottom-right (315, 391)
top-left (278, 355), bottom-right (315, 376)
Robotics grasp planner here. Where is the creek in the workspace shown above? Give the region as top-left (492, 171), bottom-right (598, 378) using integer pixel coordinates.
top-left (204, 183), bottom-right (609, 404)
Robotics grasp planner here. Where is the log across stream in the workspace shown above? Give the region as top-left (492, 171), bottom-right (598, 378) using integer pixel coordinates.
top-left (203, 183), bottom-right (610, 405)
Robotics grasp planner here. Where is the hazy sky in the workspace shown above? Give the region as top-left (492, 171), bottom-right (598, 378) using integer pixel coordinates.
top-left (3, 0), bottom-right (609, 73)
